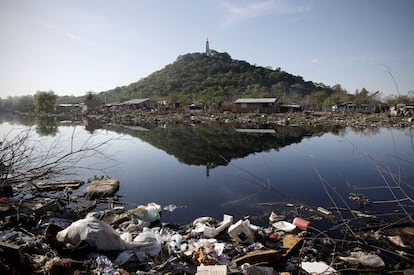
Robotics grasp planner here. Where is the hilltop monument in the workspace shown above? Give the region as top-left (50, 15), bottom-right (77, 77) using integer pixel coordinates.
top-left (206, 38), bottom-right (212, 56)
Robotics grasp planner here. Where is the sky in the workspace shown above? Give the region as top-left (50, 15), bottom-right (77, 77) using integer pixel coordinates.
top-left (1, 0), bottom-right (413, 99)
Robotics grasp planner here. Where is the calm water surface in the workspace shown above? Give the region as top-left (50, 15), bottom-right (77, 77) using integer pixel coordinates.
top-left (1, 117), bottom-right (413, 225)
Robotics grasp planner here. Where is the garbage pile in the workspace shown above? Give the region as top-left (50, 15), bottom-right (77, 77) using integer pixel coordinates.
top-left (1, 183), bottom-right (414, 274)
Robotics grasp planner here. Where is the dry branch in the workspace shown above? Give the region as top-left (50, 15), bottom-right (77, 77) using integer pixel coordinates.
top-left (0, 127), bottom-right (119, 188)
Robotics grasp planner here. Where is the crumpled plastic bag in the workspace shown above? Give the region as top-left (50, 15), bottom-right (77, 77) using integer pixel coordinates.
top-left (56, 217), bottom-right (128, 251)
top-left (128, 202), bottom-right (161, 223)
top-left (56, 217), bottom-right (151, 251)
top-left (339, 251), bottom-right (385, 267)
top-left (90, 253), bottom-right (117, 274)
top-left (114, 227), bottom-right (162, 265)
top-left (133, 227), bottom-right (162, 255)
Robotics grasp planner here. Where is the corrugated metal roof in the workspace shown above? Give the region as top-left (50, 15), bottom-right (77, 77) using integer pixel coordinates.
top-left (235, 98), bottom-right (277, 103)
top-left (121, 98), bottom-right (151, 105)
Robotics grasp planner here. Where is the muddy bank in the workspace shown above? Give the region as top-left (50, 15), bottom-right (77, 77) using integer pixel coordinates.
top-left (1, 179), bottom-right (413, 274)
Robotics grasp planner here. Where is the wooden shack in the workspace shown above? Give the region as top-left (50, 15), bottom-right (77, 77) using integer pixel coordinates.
top-left (234, 98), bottom-right (277, 113)
top-left (120, 98), bottom-right (157, 111)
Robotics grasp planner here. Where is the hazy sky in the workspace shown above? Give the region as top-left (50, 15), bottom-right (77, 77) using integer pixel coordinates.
top-left (1, 0), bottom-right (413, 99)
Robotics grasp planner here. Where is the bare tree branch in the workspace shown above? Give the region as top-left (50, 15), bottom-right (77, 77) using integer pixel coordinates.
top-left (1, 127), bottom-right (120, 188)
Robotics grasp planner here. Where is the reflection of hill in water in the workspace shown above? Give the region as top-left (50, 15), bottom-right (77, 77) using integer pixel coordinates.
top-left (108, 123), bottom-right (343, 167)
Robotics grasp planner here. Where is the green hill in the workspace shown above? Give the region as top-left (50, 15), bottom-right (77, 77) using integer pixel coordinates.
top-left (102, 50), bottom-right (333, 104)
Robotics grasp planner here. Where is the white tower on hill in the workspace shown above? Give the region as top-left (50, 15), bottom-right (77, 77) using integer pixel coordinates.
top-left (206, 38), bottom-right (211, 56)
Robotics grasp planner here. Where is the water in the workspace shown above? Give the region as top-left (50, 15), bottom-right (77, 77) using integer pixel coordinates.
top-left (1, 116), bottom-right (413, 225)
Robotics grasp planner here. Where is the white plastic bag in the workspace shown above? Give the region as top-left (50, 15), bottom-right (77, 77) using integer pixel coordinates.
top-left (132, 227), bottom-right (162, 255)
top-left (128, 202), bottom-right (161, 223)
top-left (56, 217), bottom-right (129, 251)
top-left (115, 227), bottom-right (162, 265)
top-left (56, 217), bottom-right (154, 251)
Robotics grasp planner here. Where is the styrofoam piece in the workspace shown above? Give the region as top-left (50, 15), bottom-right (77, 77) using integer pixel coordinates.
top-left (272, 221), bottom-right (296, 232)
top-left (204, 214), bottom-right (233, 238)
top-left (301, 261), bottom-right (337, 274)
top-left (228, 219), bottom-right (255, 244)
top-left (196, 265), bottom-right (227, 275)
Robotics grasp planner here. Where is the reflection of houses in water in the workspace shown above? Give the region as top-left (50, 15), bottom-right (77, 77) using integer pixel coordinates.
top-left (235, 128), bottom-right (276, 134)
top-left (234, 98), bottom-right (277, 113)
top-left (120, 125), bottom-right (151, 131)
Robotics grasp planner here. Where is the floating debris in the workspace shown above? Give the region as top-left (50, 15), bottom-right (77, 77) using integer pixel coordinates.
top-left (163, 204), bottom-right (177, 212)
top-left (349, 192), bottom-right (370, 206)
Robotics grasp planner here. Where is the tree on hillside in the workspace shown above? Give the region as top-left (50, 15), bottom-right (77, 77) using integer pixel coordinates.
top-left (354, 88), bottom-right (367, 103)
top-left (309, 90), bottom-right (328, 110)
top-left (57, 94), bottom-right (82, 104)
top-left (332, 84), bottom-right (346, 93)
top-left (85, 91), bottom-right (96, 101)
top-left (34, 91), bottom-right (58, 113)
top-left (168, 92), bottom-right (190, 104)
top-left (333, 91), bottom-right (350, 104)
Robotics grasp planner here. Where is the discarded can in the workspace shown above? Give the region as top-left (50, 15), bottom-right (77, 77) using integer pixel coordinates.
top-left (293, 217), bottom-right (311, 231)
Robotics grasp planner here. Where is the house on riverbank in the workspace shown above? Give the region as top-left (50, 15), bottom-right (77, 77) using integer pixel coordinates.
top-left (279, 104), bottom-right (302, 113)
top-left (119, 98), bottom-right (157, 111)
top-left (187, 103), bottom-right (206, 115)
top-left (53, 103), bottom-right (83, 118)
top-left (234, 98), bottom-right (277, 113)
top-left (104, 98), bottom-right (157, 115)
